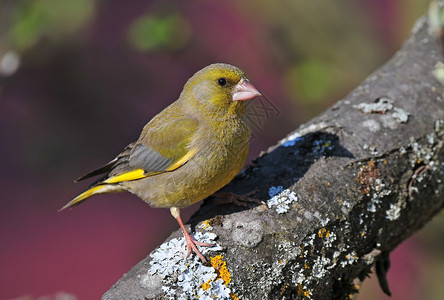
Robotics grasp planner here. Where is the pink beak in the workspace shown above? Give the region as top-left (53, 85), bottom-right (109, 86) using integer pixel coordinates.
top-left (232, 79), bottom-right (262, 101)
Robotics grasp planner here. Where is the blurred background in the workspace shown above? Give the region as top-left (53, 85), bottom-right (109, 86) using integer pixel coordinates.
top-left (1, 0), bottom-right (442, 299)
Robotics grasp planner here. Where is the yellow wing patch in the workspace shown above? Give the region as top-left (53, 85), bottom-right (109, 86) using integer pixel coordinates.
top-left (102, 147), bottom-right (197, 184)
top-left (60, 148), bottom-right (197, 212)
top-left (104, 169), bottom-right (147, 184)
top-left (100, 147), bottom-right (197, 185)
top-left (165, 148), bottom-right (197, 171)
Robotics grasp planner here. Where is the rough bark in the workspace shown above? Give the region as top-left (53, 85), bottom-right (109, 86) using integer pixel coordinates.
top-left (103, 15), bottom-right (444, 300)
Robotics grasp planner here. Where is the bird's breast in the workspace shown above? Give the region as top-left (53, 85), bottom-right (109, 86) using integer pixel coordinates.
top-left (128, 117), bottom-right (251, 208)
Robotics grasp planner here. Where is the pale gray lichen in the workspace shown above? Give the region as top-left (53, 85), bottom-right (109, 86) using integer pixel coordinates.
top-left (161, 286), bottom-right (176, 298)
top-left (267, 186), bottom-right (299, 213)
top-left (147, 232), bottom-right (230, 299)
top-left (276, 239), bottom-right (297, 256)
top-left (399, 146), bottom-right (407, 154)
top-left (368, 188), bottom-right (392, 213)
top-left (311, 256), bottom-right (331, 279)
top-left (197, 279), bottom-right (231, 300)
top-left (177, 263), bottom-right (215, 294)
top-left (149, 238), bottom-right (189, 279)
top-left (358, 212), bottom-right (365, 225)
top-left (354, 97), bottom-right (410, 124)
top-left (428, 133), bottom-right (435, 145)
top-left (386, 203), bottom-right (402, 221)
top-left (353, 97), bottom-right (394, 113)
top-left (392, 107), bottom-right (410, 123)
top-left (340, 252), bottom-right (358, 268)
top-left (363, 249), bottom-right (381, 265)
top-left (320, 217), bottom-right (330, 227)
top-left (367, 197), bottom-right (379, 213)
top-left (323, 231), bottom-right (337, 248)
top-left (333, 251), bottom-right (341, 260)
top-left (292, 263), bottom-right (306, 285)
top-left (408, 135), bottom-right (439, 168)
top-left (363, 144), bottom-right (379, 155)
top-left (302, 233), bottom-right (317, 248)
top-left (342, 200), bottom-right (352, 209)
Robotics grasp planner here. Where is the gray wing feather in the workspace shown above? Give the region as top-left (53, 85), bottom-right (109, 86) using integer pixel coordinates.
top-left (79, 142), bottom-right (176, 182)
top-left (128, 144), bottom-right (173, 173)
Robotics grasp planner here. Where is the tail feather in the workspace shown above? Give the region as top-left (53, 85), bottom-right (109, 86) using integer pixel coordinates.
top-left (64, 142), bottom-right (137, 211)
top-left (74, 161), bottom-right (115, 182)
top-left (60, 185), bottom-right (112, 211)
top-left (74, 142), bottom-right (136, 182)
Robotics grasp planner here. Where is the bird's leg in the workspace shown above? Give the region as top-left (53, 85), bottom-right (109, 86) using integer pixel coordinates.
top-left (170, 207), bottom-right (212, 263)
top-left (213, 190), bottom-right (265, 207)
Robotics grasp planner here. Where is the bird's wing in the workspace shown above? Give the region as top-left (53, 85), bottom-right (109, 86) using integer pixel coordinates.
top-left (76, 115), bottom-right (199, 185)
top-left (61, 108), bottom-right (200, 211)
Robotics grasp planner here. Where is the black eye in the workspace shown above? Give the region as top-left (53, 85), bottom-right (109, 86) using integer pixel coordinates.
top-left (217, 78), bottom-right (227, 86)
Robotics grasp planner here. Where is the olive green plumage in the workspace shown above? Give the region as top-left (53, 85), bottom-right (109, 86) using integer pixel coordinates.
top-left (61, 63), bottom-right (261, 262)
top-left (62, 63), bottom-right (259, 210)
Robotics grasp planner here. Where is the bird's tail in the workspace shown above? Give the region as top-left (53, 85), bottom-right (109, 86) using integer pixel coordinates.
top-left (59, 184), bottom-right (119, 211)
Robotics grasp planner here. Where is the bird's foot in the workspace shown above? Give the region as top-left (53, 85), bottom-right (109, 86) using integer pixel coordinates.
top-left (171, 207), bottom-right (213, 264)
top-left (213, 190), bottom-right (265, 207)
top-left (182, 229), bottom-right (213, 263)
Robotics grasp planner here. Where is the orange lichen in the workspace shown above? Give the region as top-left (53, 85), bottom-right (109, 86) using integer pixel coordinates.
top-left (318, 227), bottom-right (330, 238)
top-left (201, 216), bottom-right (224, 229)
top-left (230, 293), bottom-right (239, 300)
top-left (304, 263), bottom-right (310, 269)
top-left (201, 280), bottom-right (211, 291)
top-left (210, 255), bottom-right (231, 285)
top-left (201, 220), bottom-right (212, 229)
top-left (299, 245), bottom-right (306, 258)
top-left (297, 284), bottom-right (311, 297)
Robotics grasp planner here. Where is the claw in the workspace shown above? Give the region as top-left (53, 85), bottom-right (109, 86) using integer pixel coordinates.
top-left (170, 207), bottom-right (212, 263)
top-left (213, 190), bottom-right (265, 207)
top-left (183, 230), bottom-right (213, 262)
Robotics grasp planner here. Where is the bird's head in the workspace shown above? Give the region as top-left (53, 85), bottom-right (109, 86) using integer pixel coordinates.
top-left (181, 63), bottom-right (261, 118)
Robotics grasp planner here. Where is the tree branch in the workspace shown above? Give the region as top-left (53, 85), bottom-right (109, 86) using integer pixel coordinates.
top-left (103, 14), bottom-right (444, 300)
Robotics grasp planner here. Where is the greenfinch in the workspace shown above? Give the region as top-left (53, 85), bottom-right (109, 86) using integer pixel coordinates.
top-left (61, 63), bottom-right (261, 262)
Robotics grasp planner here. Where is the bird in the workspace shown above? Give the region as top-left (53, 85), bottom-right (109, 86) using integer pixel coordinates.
top-left (60, 63), bottom-right (262, 262)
